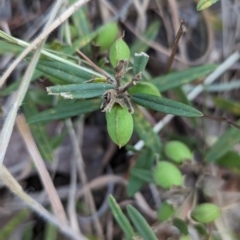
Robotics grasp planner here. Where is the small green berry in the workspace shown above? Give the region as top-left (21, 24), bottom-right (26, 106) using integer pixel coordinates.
top-left (94, 22), bottom-right (119, 51)
top-left (128, 82), bottom-right (161, 97)
top-left (153, 161), bottom-right (183, 189)
top-left (109, 38), bottom-right (130, 67)
top-left (106, 104), bottom-right (133, 148)
top-left (164, 141), bottom-right (192, 163)
top-left (191, 203), bottom-right (221, 223)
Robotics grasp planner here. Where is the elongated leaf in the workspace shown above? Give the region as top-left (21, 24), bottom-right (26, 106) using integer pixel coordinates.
top-left (108, 195), bottom-right (135, 238)
top-left (213, 97), bottom-right (240, 115)
top-left (197, 0), bottom-right (219, 11)
top-left (127, 205), bottom-right (158, 240)
top-left (133, 108), bottom-right (161, 153)
top-left (205, 119), bottom-right (240, 162)
top-left (130, 168), bottom-right (154, 183)
top-left (151, 64), bottom-right (217, 92)
top-left (28, 98), bottom-right (101, 123)
top-left (217, 151), bottom-right (240, 174)
top-left (173, 218), bottom-right (188, 235)
top-left (132, 93), bottom-right (203, 117)
top-left (127, 148), bottom-right (155, 197)
top-left (133, 52), bottom-right (149, 75)
top-left (47, 83), bottom-right (112, 99)
top-left (0, 70), bottom-right (42, 97)
top-left (0, 210), bottom-right (29, 240)
top-left (69, 1), bottom-right (92, 55)
top-left (131, 21), bottom-right (160, 54)
top-left (24, 94), bottom-right (54, 161)
top-left (36, 59), bottom-right (98, 84)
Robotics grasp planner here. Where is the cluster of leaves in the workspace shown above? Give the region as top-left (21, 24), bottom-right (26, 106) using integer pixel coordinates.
top-left (1, 3), bottom-right (239, 238)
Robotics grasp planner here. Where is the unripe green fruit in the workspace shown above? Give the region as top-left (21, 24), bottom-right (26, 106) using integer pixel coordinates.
top-left (94, 22), bottom-right (119, 51)
top-left (128, 82), bottom-right (161, 97)
top-left (157, 201), bottom-right (174, 222)
top-left (153, 161), bottom-right (183, 189)
top-left (106, 104), bottom-right (133, 148)
top-left (164, 141), bottom-right (192, 163)
top-left (191, 203), bottom-right (221, 223)
top-left (109, 39), bottom-right (130, 67)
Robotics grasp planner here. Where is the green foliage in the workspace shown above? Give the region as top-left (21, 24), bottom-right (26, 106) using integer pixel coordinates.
top-left (133, 108), bottom-right (161, 153)
top-left (205, 119), bottom-right (240, 162)
top-left (157, 202), bottom-right (175, 222)
top-left (127, 148), bottom-right (156, 197)
top-left (108, 195), bottom-right (135, 239)
top-left (197, 0), bottom-right (220, 11)
top-left (47, 83), bottom-right (113, 99)
top-left (151, 64), bottom-right (217, 92)
top-left (28, 99), bottom-right (101, 123)
top-left (133, 52), bottom-right (149, 75)
top-left (127, 205), bottom-right (158, 240)
top-left (132, 93), bottom-right (203, 117)
top-left (173, 218), bottom-right (189, 235)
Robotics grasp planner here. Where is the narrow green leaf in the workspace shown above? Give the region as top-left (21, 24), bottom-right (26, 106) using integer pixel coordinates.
top-left (132, 93), bottom-right (203, 117)
top-left (24, 94), bottom-right (54, 161)
top-left (0, 70), bottom-right (42, 97)
top-left (47, 83), bottom-right (113, 99)
top-left (127, 205), bottom-right (158, 240)
top-left (213, 97), bottom-right (240, 115)
top-left (69, 1), bottom-right (91, 54)
top-left (36, 59), bottom-right (98, 84)
top-left (151, 64), bottom-right (217, 92)
top-left (0, 210), bottom-right (29, 240)
top-left (173, 218), bottom-right (188, 235)
top-left (133, 107), bottom-right (161, 153)
top-left (108, 195), bottom-right (135, 238)
top-left (197, 0), bottom-right (219, 11)
top-left (131, 21), bottom-right (160, 54)
top-left (217, 151), bottom-right (240, 174)
top-left (127, 148), bottom-right (155, 197)
top-left (205, 119), bottom-right (240, 162)
top-left (27, 98), bottom-right (101, 123)
top-left (130, 168), bottom-right (154, 183)
top-left (133, 52), bottom-right (149, 75)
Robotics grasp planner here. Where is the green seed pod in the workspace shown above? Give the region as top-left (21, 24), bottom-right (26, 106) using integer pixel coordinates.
top-left (153, 161), bottom-right (183, 189)
top-left (128, 82), bottom-right (161, 97)
top-left (109, 38), bottom-right (130, 67)
top-left (157, 201), bottom-right (174, 222)
top-left (191, 203), bottom-right (221, 223)
top-left (106, 104), bottom-right (133, 148)
top-left (164, 141), bottom-right (192, 163)
top-left (94, 22), bottom-right (119, 51)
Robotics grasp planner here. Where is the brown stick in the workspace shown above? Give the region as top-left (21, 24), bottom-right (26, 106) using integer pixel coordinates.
top-left (165, 19), bottom-right (186, 74)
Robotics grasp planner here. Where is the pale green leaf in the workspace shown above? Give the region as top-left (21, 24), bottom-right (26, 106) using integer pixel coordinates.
top-left (197, 0), bottom-right (220, 11)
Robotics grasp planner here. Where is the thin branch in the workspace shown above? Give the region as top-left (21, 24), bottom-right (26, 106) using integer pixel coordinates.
top-left (164, 19), bottom-right (186, 74)
top-left (203, 114), bottom-right (240, 130)
top-left (76, 49), bottom-right (109, 79)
